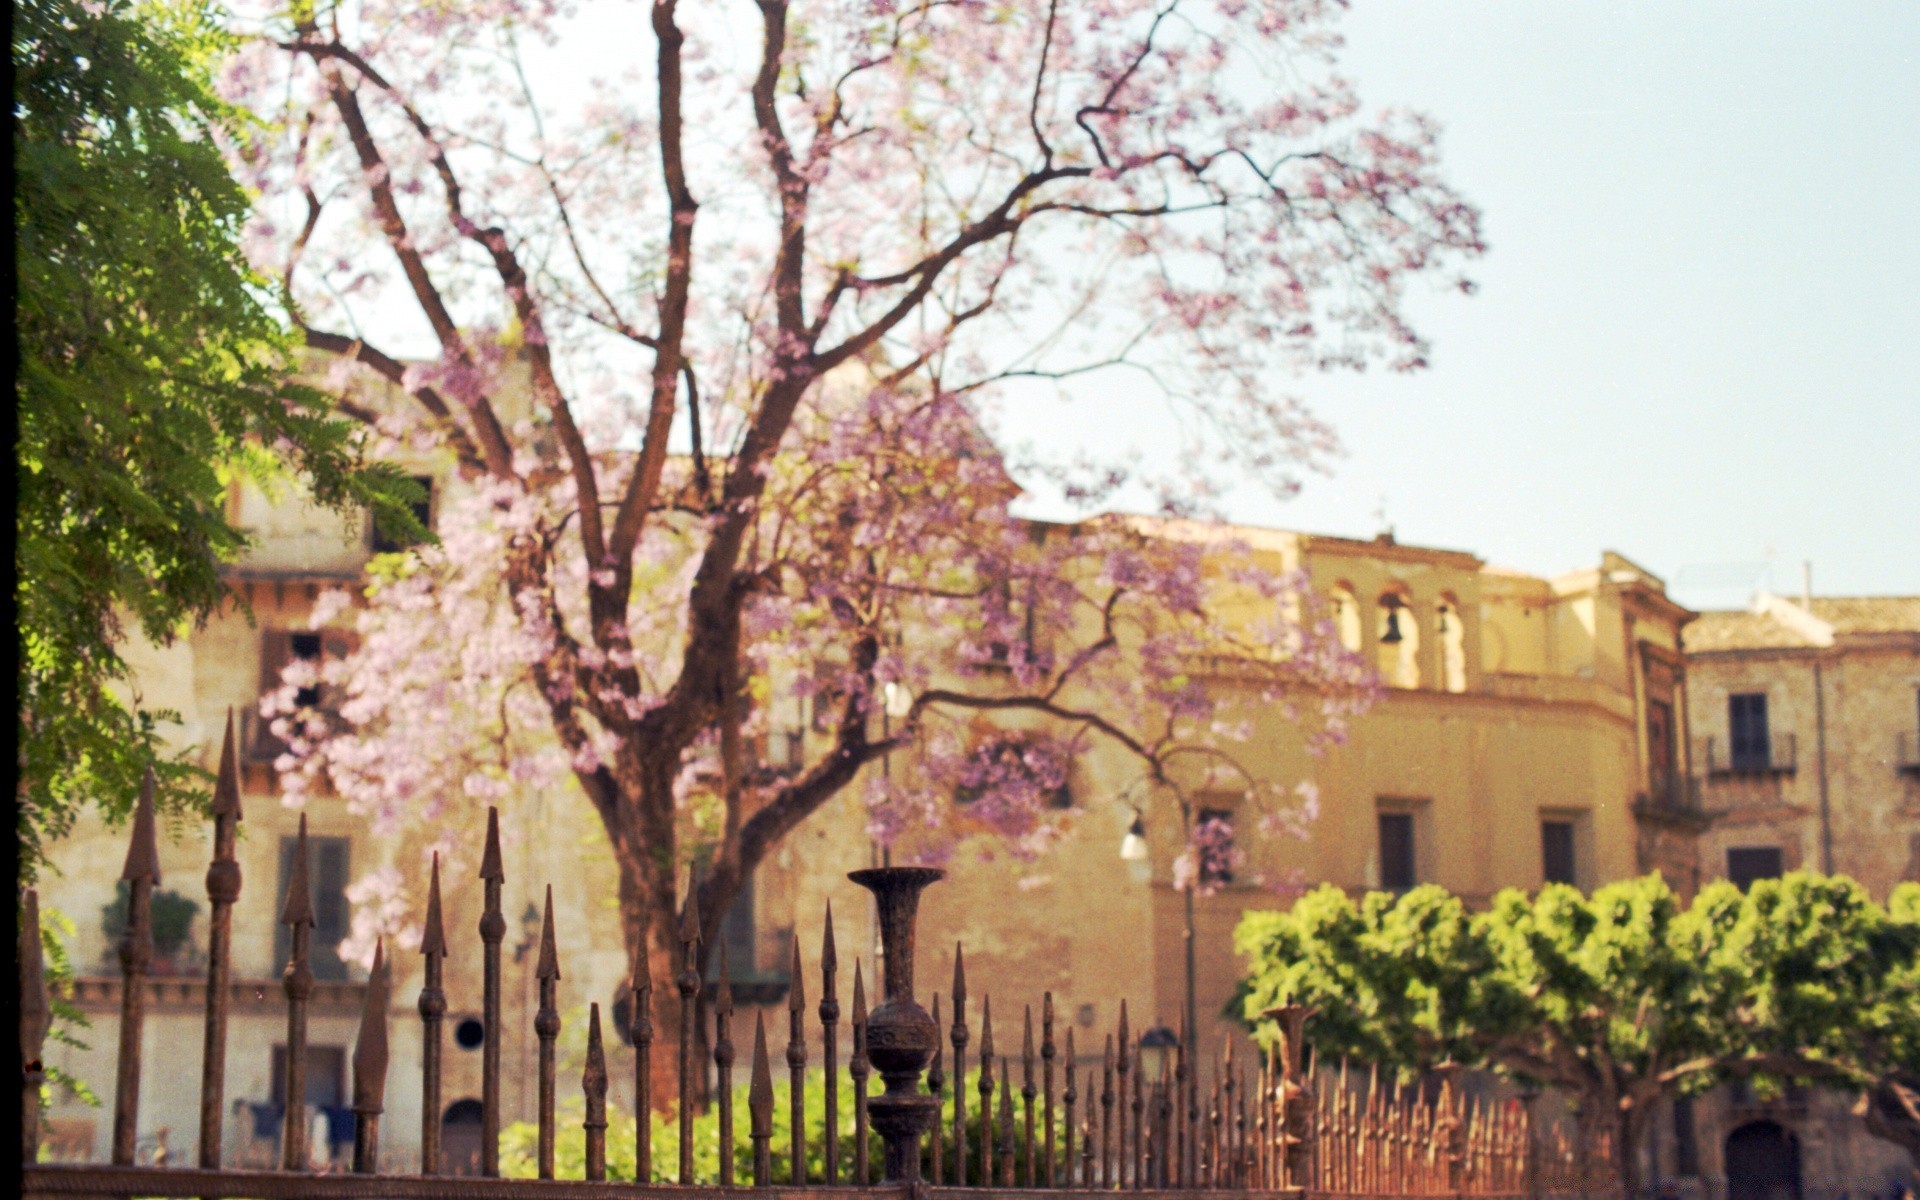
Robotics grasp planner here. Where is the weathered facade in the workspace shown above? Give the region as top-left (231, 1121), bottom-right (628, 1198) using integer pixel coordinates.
top-left (35, 457), bottom-right (1699, 1173)
top-left (1635, 592), bottom-right (1920, 1200)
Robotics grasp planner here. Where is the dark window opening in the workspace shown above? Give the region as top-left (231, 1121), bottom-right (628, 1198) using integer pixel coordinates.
top-left (1673, 1095), bottom-right (1699, 1176)
top-left (453, 1017), bottom-right (485, 1050)
top-left (1646, 699), bottom-right (1675, 792)
top-left (1379, 811), bottom-right (1417, 892)
top-left (271, 1044), bottom-right (346, 1110)
top-left (1196, 806), bottom-right (1236, 885)
top-left (1727, 846), bottom-right (1784, 891)
top-left (289, 632), bottom-right (323, 707)
top-left (276, 835), bottom-right (352, 981)
top-left (1542, 820), bottom-right (1577, 887)
top-left (441, 1099), bottom-right (484, 1176)
top-left (371, 475), bottom-right (434, 553)
top-left (1729, 693), bottom-right (1771, 771)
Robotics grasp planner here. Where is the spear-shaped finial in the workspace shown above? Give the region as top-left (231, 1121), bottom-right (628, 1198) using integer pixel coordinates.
top-left (852, 958), bottom-right (868, 1029)
top-left (980, 995), bottom-right (995, 1063)
top-left (583, 1003), bottom-right (609, 1181)
top-left (1023, 1005), bottom-right (1036, 1090)
top-left (350, 940), bottom-right (392, 1172)
top-left (788, 934), bottom-right (805, 1013)
top-left (822, 899), bottom-right (838, 984)
top-left (952, 942), bottom-right (967, 1011)
top-left (211, 708), bottom-right (243, 820)
top-left (280, 813), bottom-right (314, 927)
top-left (122, 767), bottom-right (161, 885)
top-left (749, 1013), bottom-right (775, 1185)
top-left (678, 878), bottom-right (701, 948)
top-left (479, 806), bottom-right (504, 882)
top-left (535, 885), bottom-right (560, 982)
top-left (422, 853), bottom-right (446, 958)
top-left (352, 941), bottom-right (392, 1107)
top-left (1116, 998), bottom-right (1131, 1074)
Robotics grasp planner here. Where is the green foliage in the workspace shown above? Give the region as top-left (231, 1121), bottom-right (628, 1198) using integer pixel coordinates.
top-left (1237, 872), bottom-right (1920, 1173)
top-left (501, 1067), bottom-right (886, 1184)
top-left (35, 906), bottom-right (99, 1109)
top-left (12, 0), bottom-right (421, 881)
top-left (500, 1062), bottom-right (1067, 1183)
top-left (99, 881), bottom-right (201, 961)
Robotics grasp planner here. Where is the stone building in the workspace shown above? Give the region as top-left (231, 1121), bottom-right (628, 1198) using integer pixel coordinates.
top-left (33, 432), bottom-right (1702, 1171)
top-left (1634, 591), bottom-right (1920, 1200)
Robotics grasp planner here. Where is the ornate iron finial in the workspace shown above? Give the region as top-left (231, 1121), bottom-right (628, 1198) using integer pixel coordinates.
top-left (535, 885), bottom-right (560, 983)
top-left (822, 899), bottom-right (839, 979)
top-left (749, 1013), bottom-right (775, 1186)
top-left (678, 879), bottom-right (701, 949)
top-left (280, 814), bottom-right (314, 928)
top-left (351, 940), bottom-right (391, 1173)
top-left (951, 942), bottom-right (966, 1011)
top-left (211, 708), bottom-right (243, 819)
top-left (122, 768), bottom-right (162, 886)
top-left (479, 807), bottom-right (504, 882)
top-left (422, 854), bottom-right (447, 958)
top-left (583, 1003), bottom-right (609, 1181)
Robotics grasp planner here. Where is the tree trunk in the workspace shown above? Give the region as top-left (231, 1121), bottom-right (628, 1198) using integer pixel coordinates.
top-left (1612, 1105), bottom-right (1646, 1200)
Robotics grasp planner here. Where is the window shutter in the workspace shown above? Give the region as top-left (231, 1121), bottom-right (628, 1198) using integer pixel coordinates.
top-left (250, 632), bottom-right (295, 762)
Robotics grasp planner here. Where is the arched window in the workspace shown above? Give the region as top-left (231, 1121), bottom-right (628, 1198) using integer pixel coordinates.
top-left (1436, 596), bottom-right (1467, 693)
top-left (1376, 590), bottom-right (1420, 689)
top-left (1329, 584), bottom-right (1362, 653)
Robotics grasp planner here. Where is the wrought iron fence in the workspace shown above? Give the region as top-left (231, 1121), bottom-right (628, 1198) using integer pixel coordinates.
top-left (20, 722), bottom-right (1587, 1199)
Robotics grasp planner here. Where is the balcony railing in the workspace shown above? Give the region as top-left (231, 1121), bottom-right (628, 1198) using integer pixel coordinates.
top-left (1634, 774), bottom-right (1704, 820)
top-left (1704, 733), bottom-right (1796, 776)
top-left (1898, 730), bottom-right (1920, 774)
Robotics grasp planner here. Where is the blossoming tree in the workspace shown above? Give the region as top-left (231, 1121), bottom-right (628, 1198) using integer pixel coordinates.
top-left (226, 0), bottom-right (1481, 1099)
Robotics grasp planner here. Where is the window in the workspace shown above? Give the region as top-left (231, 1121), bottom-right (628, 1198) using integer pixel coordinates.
top-left (1672, 1095), bottom-right (1699, 1176)
top-left (1329, 585), bottom-right (1362, 653)
top-left (370, 475), bottom-right (434, 553)
top-left (1378, 811), bottom-right (1417, 891)
top-left (953, 738), bottom-right (1071, 809)
top-left (1728, 693), bottom-right (1771, 771)
top-left (1436, 599), bottom-right (1467, 693)
top-left (1646, 699), bottom-right (1675, 793)
top-left (270, 1044), bottom-right (346, 1111)
top-left (276, 835), bottom-right (352, 981)
top-left (1727, 846), bottom-right (1784, 891)
top-left (716, 873), bottom-right (758, 978)
top-left (1196, 806), bottom-right (1236, 885)
top-left (1541, 820), bottom-right (1577, 886)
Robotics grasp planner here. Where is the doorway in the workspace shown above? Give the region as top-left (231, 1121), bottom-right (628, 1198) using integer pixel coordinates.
top-left (1725, 1120), bottom-right (1802, 1200)
top-left (441, 1099), bottom-right (484, 1176)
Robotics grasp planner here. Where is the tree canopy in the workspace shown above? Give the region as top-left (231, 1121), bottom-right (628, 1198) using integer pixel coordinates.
top-left (12, 0), bottom-right (416, 876)
top-left (1237, 874), bottom-right (1920, 1195)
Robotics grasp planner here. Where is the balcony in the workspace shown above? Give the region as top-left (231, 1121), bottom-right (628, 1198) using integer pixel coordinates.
top-left (1898, 731), bottom-right (1920, 775)
top-left (1705, 733), bottom-right (1796, 777)
top-left (1633, 775), bottom-right (1708, 826)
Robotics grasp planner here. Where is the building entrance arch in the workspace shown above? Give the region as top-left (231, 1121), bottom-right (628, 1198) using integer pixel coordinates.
top-left (441, 1098), bottom-right (484, 1176)
top-left (1724, 1119), bottom-right (1802, 1200)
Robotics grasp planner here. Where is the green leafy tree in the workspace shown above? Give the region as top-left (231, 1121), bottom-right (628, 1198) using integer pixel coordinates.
top-left (1237, 874), bottom-right (1920, 1197)
top-left (12, 0), bottom-right (417, 878)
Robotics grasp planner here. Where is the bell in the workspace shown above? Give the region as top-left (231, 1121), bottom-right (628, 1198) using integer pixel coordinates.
top-left (1381, 606), bottom-right (1404, 645)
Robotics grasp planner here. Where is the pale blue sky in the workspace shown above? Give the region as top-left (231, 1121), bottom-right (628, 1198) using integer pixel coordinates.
top-left (998, 3), bottom-right (1920, 611)
top-left (395, 4), bottom-right (1918, 610)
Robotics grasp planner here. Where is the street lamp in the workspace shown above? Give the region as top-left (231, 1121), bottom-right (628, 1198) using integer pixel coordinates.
top-left (1138, 1025), bottom-right (1179, 1081)
top-left (1120, 808), bottom-right (1150, 883)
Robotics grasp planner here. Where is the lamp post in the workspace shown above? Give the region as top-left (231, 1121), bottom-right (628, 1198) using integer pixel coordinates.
top-left (1118, 806), bottom-right (1199, 1070)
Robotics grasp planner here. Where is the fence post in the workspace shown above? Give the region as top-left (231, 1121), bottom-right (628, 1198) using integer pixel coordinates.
top-left (418, 855), bottom-right (447, 1174)
top-left (20, 887), bottom-right (50, 1165)
top-left (478, 807), bottom-right (505, 1177)
top-left (534, 888), bottom-right (561, 1180)
top-left (750, 1014), bottom-right (774, 1187)
top-left (949, 949), bottom-right (969, 1187)
top-left (847, 865), bottom-right (945, 1183)
top-left (821, 905), bottom-right (840, 1185)
top-left (584, 1003), bottom-right (609, 1182)
top-left (113, 770), bottom-right (160, 1166)
top-left (715, 944), bottom-right (735, 1187)
top-left (852, 962), bottom-right (871, 1183)
top-left (676, 885), bottom-right (700, 1185)
top-left (928, 994), bottom-right (945, 1185)
top-left (198, 713), bottom-right (243, 1169)
top-left (632, 949), bottom-right (653, 1182)
top-left (1519, 1087), bottom-right (1541, 1200)
top-left (279, 811), bottom-right (315, 1171)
